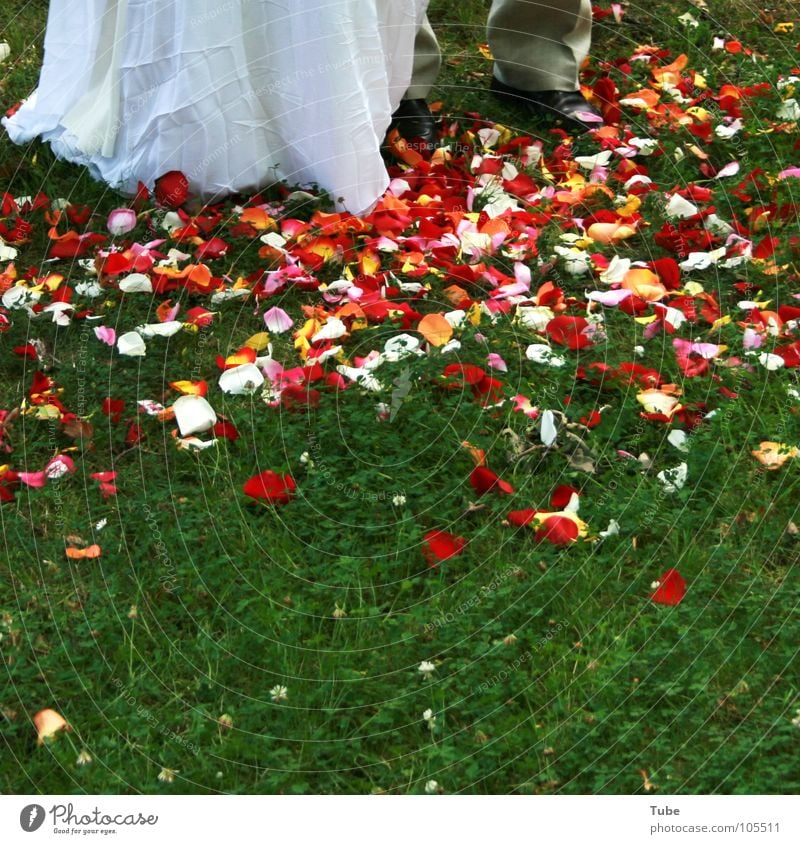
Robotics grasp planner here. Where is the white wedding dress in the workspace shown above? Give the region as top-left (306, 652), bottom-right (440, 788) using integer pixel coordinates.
top-left (3, 0), bottom-right (427, 215)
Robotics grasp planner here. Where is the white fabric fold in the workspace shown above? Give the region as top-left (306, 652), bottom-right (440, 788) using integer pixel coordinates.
top-left (4, 0), bottom-right (429, 216)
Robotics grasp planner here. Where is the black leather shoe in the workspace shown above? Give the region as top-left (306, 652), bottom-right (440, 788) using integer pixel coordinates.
top-left (490, 77), bottom-right (604, 132)
top-left (388, 98), bottom-right (439, 151)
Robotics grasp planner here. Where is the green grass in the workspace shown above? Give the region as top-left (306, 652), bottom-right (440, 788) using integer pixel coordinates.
top-left (1, 0), bottom-right (799, 794)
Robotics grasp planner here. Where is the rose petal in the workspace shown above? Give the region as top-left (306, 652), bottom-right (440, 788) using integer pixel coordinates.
top-left (172, 395), bottom-right (217, 436)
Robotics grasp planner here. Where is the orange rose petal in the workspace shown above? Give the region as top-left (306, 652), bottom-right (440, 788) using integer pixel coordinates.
top-left (752, 441), bottom-right (798, 470)
top-left (157, 407), bottom-right (177, 424)
top-left (461, 441), bottom-right (487, 467)
top-left (169, 380), bottom-right (208, 397)
top-left (442, 285), bottom-right (470, 308)
top-left (239, 208), bottom-right (274, 230)
top-left (622, 268), bottom-right (667, 302)
top-left (385, 128), bottom-right (423, 167)
top-left (418, 313), bottom-right (454, 347)
top-left (587, 222), bottom-right (638, 245)
top-left (65, 544), bottom-right (101, 559)
top-left (33, 708), bottom-right (70, 744)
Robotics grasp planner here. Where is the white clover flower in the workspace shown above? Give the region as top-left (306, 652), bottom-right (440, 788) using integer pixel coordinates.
top-left (425, 779), bottom-right (440, 794)
top-left (157, 767), bottom-right (178, 783)
top-left (76, 750), bottom-right (93, 766)
top-left (392, 493), bottom-right (406, 507)
top-left (270, 685), bottom-right (288, 703)
top-left (418, 661), bottom-right (436, 679)
top-left (422, 709), bottom-right (437, 729)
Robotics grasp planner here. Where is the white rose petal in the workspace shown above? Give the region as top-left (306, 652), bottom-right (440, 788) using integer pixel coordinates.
top-left (540, 409), bottom-right (558, 447)
top-left (336, 366), bottom-right (383, 391)
top-left (599, 255), bottom-right (631, 285)
top-left (74, 280), bottom-right (104, 298)
top-left (714, 119), bottom-right (743, 139)
top-left (516, 305), bottom-right (555, 332)
top-left (439, 339), bottom-right (461, 355)
top-left (176, 436), bottom-right (218, 451)
top-left (42, 302), bottom-right (74, 326)
top-left (382, 334), bottom-right (422, 361)
top-left (311, 317), bottom-right (347, 343)
top-left (444, 310), bottom-right (466, 328)
top-left (554, 245), bottom-right (592, 276)
top-left (219, 363), bottom-right (265, 395)
top-left (137, 320), bottom-right (183, 338)
top-left (629, 137), bottom-right (659, 155)
top-left (388, 178), bottom-right (411, 197)
top-left (704, 214), bottom-right (734, 236)
top-left (2, 285), bottom-right (40, 310)
top-left (117, 331), bottom-right (147, 356)
top-left (665, 194), bottom-right (699, 219)
top-left (137, 400), bottom-right (166, 416)
top-left (161, 211), bottom-right (184, 233)
top-left (667, 430), bottom-right (690, 452)
top-left (259, 231), bottom-right (287, 250)
top-left (525, 344), bottom-right (566, 367)
top-left (657, 462), bottom-right (688, 494)
top-left (119, 273), bottom-right (153, 293)
top-left (777, 99), bottom-right (800, 121)
top-left (575, 150), bottom-right (613, 170)
top-left (758, 353), bottom-right (785, 371)
top-left (210, 288), bottom-right (250, 305)
top-left (311, 345), bottom-right (342, 364)
top-left (679, 247), bottom-right (727, 271)
top-left (599, 519), bottom-right (620, 539)
top-left (172, 395), bottom-right (217, 436)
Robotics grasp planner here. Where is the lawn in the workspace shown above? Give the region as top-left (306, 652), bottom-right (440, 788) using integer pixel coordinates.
top-left (0, 0), bottom-right (799, 794)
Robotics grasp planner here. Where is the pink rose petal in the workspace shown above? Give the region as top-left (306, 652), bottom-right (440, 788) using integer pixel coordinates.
top-left (94, 326), bottom-right (116, 346)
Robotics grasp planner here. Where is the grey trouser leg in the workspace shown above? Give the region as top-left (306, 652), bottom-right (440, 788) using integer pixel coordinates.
top-left (488, 0), bottom-right (592, 92)
top-left (406, 1), bottom-right (592, 98)
top-left (405, 15), bottom-right (442, 99)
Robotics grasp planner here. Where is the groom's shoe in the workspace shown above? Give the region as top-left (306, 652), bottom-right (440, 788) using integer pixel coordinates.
top-left (389, 98), bottom-right (439, 151)
top-left (490, 77), bottom-right (604, 132)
